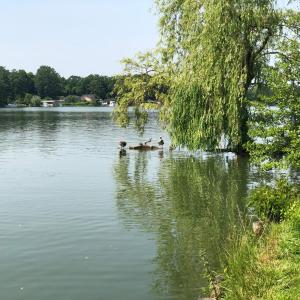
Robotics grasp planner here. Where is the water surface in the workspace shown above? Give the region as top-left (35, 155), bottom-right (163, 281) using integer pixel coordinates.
top-left (0, 107), bottom-right (251, 300)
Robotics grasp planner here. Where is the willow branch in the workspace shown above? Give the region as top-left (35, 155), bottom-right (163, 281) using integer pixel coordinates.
top-left (260, 51), bottom-right (293, 62)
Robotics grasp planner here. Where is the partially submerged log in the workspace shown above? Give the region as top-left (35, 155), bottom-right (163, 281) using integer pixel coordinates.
top-left (129, 144), bottom-right (160, 151)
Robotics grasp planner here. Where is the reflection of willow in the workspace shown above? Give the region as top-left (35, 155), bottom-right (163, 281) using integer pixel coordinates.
top-left (114, 152), bottom-right (169, 231)
top-left (155, 156), bottom-right (249, 299)
top-left (114, 153), bottom-right (249, 299)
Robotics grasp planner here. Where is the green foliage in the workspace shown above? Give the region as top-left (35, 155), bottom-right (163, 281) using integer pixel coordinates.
top-left (222, 202), bottom-right (300, 300)
top-left (35, 66), bottom-right (62, 98)
top-left (30, 95), bottom-right (41, 107)
top-left (21, 93), bottom-right (34, 106)
top-left (16, 94), bottom-right (41, 107)
top-left (64, 95), bottom-right (81, 103)
top-left (162, 0), bottom-right (289, 151)
top-left (248, 179), bottom-right (299, 223)
top-left (81, 75), bottom-right (115, 99)
top-left (0, 66), bottom-right (116, 106)
top-left (64, 75), bottom-right (116, 100)
top-left (115, 1), bottom-right (298, 153)
top-left (166, 0), bottom-right (280, 151)
top-left (247, 10), bottom-right (300, 169)
top-left (0, 66), bottom-right (11, 106)
top-left (9, 69), bottom-right (35, 100)
top-left (64, 76), bottom-right (83, 95)
top-left (113, 0), bottom-right (299, 163)
top-left (112, 52), bottom-right (171, 132)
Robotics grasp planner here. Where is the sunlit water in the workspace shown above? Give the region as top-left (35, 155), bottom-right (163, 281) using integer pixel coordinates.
top-left (0, 107), bottom-right (254, 300)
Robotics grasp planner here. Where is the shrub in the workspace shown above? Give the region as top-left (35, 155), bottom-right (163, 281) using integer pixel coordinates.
top-left (248, 178), bottom-right (299, 223)
top-left (222, 204), bottom-right (300, 300)
top-left (30, 95), bottom-right (42, 107)
top-left (23, 93), bottom-right (33, 105)
top-left (64, 95), bottom-right (81, 103)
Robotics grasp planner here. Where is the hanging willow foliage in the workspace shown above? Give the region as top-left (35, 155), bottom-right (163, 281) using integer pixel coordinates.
top-left (114, 0), bottom-right (287, 151)
top-left (160, 0), bottom-right (280, 151)
top-left (112, 51), bottom-right (173, 133)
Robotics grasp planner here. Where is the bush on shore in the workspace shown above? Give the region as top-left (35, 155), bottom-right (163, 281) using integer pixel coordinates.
top-left (220, 183), bottom-right (300, 300)
top-left (248, 179), bottom-right (299, 223)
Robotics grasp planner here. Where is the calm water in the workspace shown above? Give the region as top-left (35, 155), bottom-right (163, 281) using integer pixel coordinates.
top-left (0, 107), bottom-right (252, 300)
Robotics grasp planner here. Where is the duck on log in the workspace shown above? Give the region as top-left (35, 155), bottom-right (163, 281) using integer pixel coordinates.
top-left (120, 137), bottom-right (166, 151)
top-left (119, 141), bottom-right (127, 149)
top-left (158, 136), bottom-right (164, 147)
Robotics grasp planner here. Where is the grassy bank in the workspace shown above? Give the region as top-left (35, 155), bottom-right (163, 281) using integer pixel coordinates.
top-left (221, 198), bottom-right (300, 299)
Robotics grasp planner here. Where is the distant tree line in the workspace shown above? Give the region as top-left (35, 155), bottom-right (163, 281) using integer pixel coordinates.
top-left (0, 65), bottom-right (116, 106)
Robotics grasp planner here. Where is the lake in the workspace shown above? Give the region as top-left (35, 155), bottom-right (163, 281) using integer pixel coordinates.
top-left (0, 107), bottom-right (252, 300)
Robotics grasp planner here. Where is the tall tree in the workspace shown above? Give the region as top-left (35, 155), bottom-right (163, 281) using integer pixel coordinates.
top-left (35, 66), bottom-right (62, 98)
top-left (114, 1), bottom-right (299, 155)
top-left (163, 0), bottom-right (281, 152)
top-left (9, 69), bottom-right (35, 100)
top-left (247, 9), bottom-right (300, 169)
top-left (0, 66), bottom-right (11, 106)
top-left (79, 75), bottom-right (116, 99)
top-left (64, 76), bottom-right (83, 95)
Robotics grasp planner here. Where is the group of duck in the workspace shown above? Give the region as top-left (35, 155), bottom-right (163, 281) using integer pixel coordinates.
top-left (119, 137), bottom-right (174, 155)
top-left (119, 136), bottom-right (176, 156)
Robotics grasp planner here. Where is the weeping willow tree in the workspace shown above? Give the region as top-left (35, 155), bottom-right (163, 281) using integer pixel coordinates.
top-left (114, 0), bottom-right (299, 153)
top-left (162, 0), bottom-right (281, 152)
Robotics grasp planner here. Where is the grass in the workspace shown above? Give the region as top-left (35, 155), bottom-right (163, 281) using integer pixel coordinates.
top-left (221, 202), bottom-right (300, 300)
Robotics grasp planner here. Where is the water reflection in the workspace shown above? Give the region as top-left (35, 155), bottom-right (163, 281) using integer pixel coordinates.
top-left (0, 108), bottom-right (118, 156)
top-left (0, 108), bottom-right (251, 300)
top-left (114, 153), bottom-right (249, 299)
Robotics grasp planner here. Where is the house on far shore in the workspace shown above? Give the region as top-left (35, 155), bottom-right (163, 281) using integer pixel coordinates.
top-left (81, 94), bottom-right (97, 103)
top-left (41, 99), bottom-right (64, 107)
top-left (102, 98), bottom-right (116, 106)
top-left (109, 100), bottom-right (116, 107)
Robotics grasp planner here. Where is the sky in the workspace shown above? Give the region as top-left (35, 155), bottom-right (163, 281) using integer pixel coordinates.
top-left (0, 0), bottom-right (158, 77)
top-left (0, 0), bottom-right (298, 78)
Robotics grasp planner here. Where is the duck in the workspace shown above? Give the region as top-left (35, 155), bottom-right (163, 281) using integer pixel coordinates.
top-left (119, 141), bottom-right (127, 149)
top-left (144, 138), bottom-right (152, 145)
top-left (158, 136), bottom-right (164, 147)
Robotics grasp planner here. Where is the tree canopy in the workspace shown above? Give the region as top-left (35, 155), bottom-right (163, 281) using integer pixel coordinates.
top-left (0, 66), bottom-right (11, 106)
top-left (114, 0), bottom-right (299, 168)
top-left (0, 66), bottom-right (116, 106)
top-left (247, 9), bottom-right (300, 169)
top-left (35, 66), bottom-right (63, 98)
top-left (9, 69), bottom-right (35, 100)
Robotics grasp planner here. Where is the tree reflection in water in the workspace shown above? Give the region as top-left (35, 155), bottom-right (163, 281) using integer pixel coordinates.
top-left (114, 152), bottom-right (249, 300)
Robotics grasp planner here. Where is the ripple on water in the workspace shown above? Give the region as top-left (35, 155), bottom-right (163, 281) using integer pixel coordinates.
top-left (0, 107), bottom-right (252, 300)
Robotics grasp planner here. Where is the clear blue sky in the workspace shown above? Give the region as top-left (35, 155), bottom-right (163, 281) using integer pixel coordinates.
top-left (0, 0), bottom-right (158, 77)
top-left (0, 0), bottom-right (297, 77)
